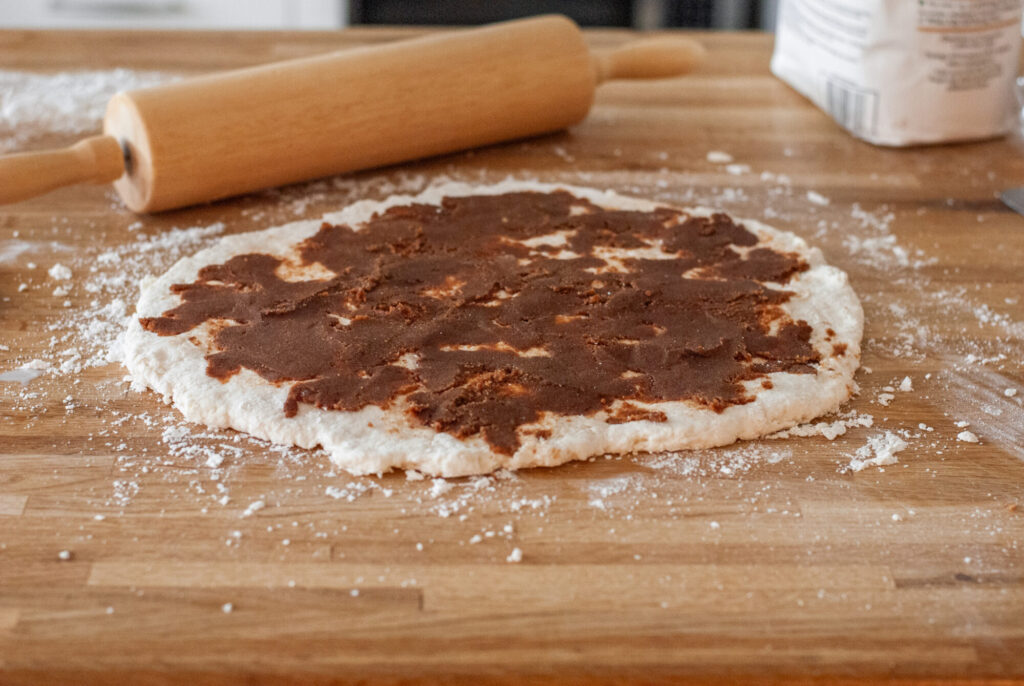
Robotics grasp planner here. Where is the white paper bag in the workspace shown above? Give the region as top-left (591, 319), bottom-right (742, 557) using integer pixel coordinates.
top-left (771, 0), bottom-right (1023, 146)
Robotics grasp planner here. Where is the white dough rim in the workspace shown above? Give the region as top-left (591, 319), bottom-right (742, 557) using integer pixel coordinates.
top-left (124, 181), bottom-right (863, 477)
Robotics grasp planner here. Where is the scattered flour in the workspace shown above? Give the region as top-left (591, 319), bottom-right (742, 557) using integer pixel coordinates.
top-left (326, 482), bottom-right (378, 502)
top-left (847, 431), bottom-right (909, 472)
top-left (806, 190), bottom-right (830, 206)
top-left (642, 443), bottom-right (793, 479)
top-left (44, 222), bottom-right (227, 375)
top-left (47, 263), bottom-right (72, 280)
top-left (0, 360), bottom-right (51, 384)
top-left (160, 423), bottom-right (242, 473)
top-left (956, 430), bottom-right (980, 444)
top-left (0, 68), bottom-right (174, 152)
top-left (429, 478), bottom-right (456, 499)
top-left (241, 500), bottom-right (266, 518)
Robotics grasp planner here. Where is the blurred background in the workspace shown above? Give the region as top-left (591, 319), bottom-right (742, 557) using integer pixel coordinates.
top-left (1, 0), bottom-right (778, 30)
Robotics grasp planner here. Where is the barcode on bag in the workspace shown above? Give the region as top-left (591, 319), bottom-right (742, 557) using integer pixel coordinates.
top-left (825, 78), bottom-right (879, 136)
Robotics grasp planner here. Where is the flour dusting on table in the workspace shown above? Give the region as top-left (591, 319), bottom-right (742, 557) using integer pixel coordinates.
top-left (0, 68), bottom-right (174, 152)
top-left (0, 69), bottom-right (1021, 573)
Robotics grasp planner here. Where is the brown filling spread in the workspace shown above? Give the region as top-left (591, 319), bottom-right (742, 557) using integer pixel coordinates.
top-left (142, 190), bottom-right (820, 454)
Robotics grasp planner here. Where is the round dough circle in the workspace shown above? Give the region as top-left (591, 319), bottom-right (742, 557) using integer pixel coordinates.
top-left (124, 181), bottom-right (863, 476)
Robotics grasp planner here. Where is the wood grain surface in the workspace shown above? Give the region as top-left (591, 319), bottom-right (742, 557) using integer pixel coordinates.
top-left (1, 28), bottom-right (1023, 685)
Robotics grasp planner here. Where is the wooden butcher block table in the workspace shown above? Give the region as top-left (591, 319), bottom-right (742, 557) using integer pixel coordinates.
top-left (1, 28), bottom-right (1023, 686)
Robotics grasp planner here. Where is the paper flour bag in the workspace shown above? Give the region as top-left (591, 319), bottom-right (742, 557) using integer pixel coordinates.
top-left (771, 0), bottom-right (1023, 146)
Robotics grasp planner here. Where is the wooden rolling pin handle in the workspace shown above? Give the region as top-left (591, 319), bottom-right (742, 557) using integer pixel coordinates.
top-left (594, 36), bottom-right (707, 83)
top-left (0, 135), bottom-right (124, 205)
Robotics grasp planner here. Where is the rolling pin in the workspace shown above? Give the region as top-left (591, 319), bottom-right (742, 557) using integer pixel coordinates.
top-left (0, 15), bottom-right (704, 213)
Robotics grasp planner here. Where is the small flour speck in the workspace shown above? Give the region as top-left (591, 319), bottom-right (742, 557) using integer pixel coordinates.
top-left (47, 263), bottom-right (72, 280)
top-left (806, 190), bottom-right (830, 206)
top-left (241, 500), bottom-right (266, 517)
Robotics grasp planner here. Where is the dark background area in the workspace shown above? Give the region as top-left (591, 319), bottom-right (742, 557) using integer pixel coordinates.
top-left (350, 0), bottom-right (777, 29)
